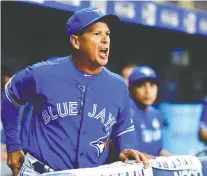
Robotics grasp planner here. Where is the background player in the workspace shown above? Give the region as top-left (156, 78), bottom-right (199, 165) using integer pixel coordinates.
top-left (128, 66), bottom-right (171, 158)
top-left (120, 63), bottom-right (136, 86)
top-left (1, 7), bottom-right (149, 176)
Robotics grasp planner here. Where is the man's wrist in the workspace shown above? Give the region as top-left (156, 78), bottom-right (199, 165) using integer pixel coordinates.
top-left (7, 144), bottom-right (22, 153)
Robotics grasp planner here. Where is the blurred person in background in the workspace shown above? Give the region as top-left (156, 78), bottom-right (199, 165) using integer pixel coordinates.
top-left (128, 66), bottom-right (172, 158)
top-left (120, 63), bottom-right (136, 86)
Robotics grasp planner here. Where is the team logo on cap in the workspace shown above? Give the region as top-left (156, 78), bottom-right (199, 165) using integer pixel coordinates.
top-left (141, 67), bottom-right (153, 76)
top-left (90, 132), bottom-right (110, 158)
top-left (87, 8), bottom-right (102, 15)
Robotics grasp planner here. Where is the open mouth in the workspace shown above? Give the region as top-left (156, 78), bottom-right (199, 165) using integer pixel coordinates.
top-left (100, 48), bottom-right (108, 58)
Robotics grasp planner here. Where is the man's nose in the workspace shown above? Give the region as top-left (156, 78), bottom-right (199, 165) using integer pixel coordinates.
top-left (101, 34), bottom-right (110, 44)
top-left (145, 84), bottom-right (151, 94)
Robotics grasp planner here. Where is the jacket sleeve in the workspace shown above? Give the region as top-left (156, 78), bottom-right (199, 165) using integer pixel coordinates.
top-left (1, 67), bottom-right (36, 152)
top-left (112, 85), bottom-right (137, 153)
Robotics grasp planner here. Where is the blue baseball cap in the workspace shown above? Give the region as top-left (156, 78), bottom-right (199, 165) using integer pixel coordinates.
top-left (66, 7), bottom-right (120, 38)
top-left (129, 66), bottom-right (157, 85)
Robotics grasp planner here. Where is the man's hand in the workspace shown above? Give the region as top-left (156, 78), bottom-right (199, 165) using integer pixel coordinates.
top-left (119, 149), bottom-right (149, 168)
top-left (7, 150), bottom-right (25, 176)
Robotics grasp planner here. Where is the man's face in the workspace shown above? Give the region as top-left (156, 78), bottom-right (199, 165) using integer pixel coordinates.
top-left (78, 22), bottom-right (110, 67)
top-left (131, 80), bottom-right (158, 106)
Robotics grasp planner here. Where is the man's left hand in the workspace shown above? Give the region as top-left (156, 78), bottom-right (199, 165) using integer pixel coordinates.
top-left (119, 149), bottom-right (149, 168)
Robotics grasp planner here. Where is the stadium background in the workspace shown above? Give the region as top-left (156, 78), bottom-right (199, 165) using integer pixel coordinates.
top-left (1, 0), bottom-right (207, 175)
top-left (2, 1), bottom-right (207, 103)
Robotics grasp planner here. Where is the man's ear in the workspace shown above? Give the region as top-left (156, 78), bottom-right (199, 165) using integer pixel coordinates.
top-left (70, 35), bottom-right (80, 50)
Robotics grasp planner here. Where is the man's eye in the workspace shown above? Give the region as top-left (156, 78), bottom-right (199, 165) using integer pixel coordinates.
top-left (94, 33), bottom-right (99, 36)
top-left (106, 32), bottom-right (110, 36)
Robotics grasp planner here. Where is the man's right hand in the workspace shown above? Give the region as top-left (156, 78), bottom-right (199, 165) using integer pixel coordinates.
top-left (7, 150), bottom-right (25, 176)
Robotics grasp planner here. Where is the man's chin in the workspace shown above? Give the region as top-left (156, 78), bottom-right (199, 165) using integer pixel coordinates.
top-left (98, 59), bottom-right (108, 66)
top-left (142, 101), bottom-right (154, 106)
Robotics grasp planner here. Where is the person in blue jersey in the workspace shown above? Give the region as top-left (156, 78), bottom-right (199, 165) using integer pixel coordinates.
top-left (128, 66), bottom-right (171, 158)
top-left (1, 7), bottom-right (149, 176)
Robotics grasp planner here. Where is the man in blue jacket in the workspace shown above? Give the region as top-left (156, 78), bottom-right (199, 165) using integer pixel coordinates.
top-left (1, 7), bottom-right (149, 176)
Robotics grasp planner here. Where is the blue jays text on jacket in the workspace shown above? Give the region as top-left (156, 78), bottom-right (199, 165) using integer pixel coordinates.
top-left (1, 56), bottom-right (136, 171)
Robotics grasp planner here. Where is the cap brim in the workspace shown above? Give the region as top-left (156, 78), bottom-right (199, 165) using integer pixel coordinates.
top-left (130, 77), bottom-right (158, 85)
top-left (99, 14), bottom-right (120, 27)
top-left (79, 14), bottom-right (120, 32)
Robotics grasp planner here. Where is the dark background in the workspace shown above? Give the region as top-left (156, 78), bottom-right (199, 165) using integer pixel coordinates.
top-left (2, 1), bottom-right (207, 102)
